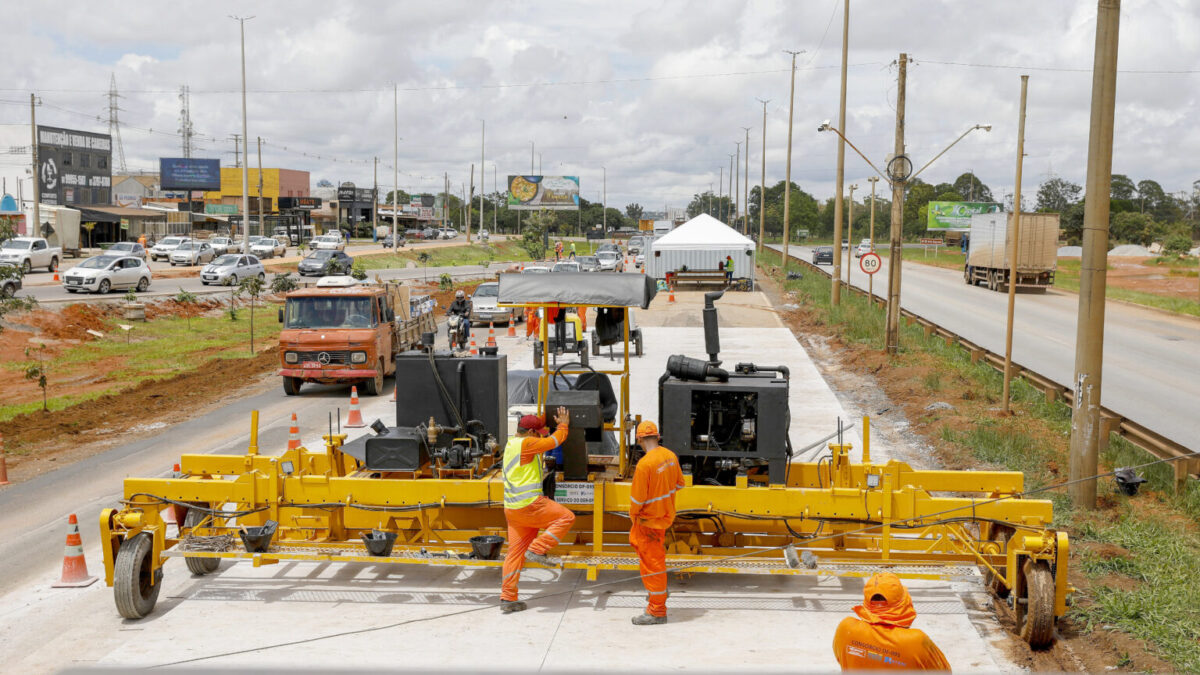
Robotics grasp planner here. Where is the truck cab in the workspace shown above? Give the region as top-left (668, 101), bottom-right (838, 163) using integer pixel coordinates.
top-left (277, 280), bottom-right (435, 396)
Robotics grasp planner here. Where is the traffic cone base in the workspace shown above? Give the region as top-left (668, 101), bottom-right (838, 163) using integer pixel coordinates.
top-left (0, 433), bottom-right (10, 486)
top-left (52, 514), bottom-right (97, 588)
top-left (486, 322), bottom-right (497, 348)
top-left (469, 339), bottom-right (478, 356)
top-left (344, 386), bottom-right (366, 428)
top-left (506, 317), bottom-right (517, 337)
top-left (287, 413), bottom-right (302, 450)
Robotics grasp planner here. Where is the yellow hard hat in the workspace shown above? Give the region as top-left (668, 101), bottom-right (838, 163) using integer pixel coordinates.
top-left (636, 421), bottom-right (660, 439)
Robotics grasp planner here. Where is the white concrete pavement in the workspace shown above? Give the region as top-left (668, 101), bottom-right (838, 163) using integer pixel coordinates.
top-left (774, 244), bottom-right (1200, 453)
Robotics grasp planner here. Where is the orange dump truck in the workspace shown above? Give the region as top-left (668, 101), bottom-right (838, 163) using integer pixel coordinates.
top-left (277, 278), bottom-right (436, 396)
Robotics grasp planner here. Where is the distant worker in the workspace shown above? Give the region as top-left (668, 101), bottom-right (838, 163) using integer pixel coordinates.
top-left (628, 421), bottom-right (684, 625)
top-left (446, 289), bottom-right (471, 343)
top-left (137, 233), bottom-right (147, 248)
top-left (500, 407), bottom-right (575, 614)
top-left (569, 241), bottom-right (576, 259)
top-left (832, 573), bottom-right (951, 671)
top-left (555, 240), bottom-right (564, 262)
top-left (724, 255), bottom-right (734, 284)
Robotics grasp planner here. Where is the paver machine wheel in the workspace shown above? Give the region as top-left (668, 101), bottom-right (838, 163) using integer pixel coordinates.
top-left (182, 507), bottom-right (220, 576)
top-left (114, 533), bottom-right (162, 620)
top-left (1015, 559), bottom-right (1056, 648)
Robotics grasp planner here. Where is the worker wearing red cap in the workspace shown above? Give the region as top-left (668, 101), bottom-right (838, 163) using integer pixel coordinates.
top-left (628, 420), bottom-right (684, 625)
top-left (499, 406), bottom-right (574, 614)
top-left (832, 572), bottom-right (951, 671)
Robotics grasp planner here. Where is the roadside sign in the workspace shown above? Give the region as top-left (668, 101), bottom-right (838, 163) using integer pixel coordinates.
top-left (920, 238), bottom-right (943, 245)
top-left (859, 252), bottom-right (882, 275)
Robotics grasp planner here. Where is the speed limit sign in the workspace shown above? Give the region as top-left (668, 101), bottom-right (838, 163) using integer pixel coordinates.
top-left (859, 252), bottom-right (882, 275)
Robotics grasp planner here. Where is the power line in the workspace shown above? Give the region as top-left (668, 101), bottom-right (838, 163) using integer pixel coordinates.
top-left (918, 58), bottom-right (1200, 74)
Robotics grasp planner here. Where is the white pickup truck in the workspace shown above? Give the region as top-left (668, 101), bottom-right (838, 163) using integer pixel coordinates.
top-left (0, 237), bottom-right (62, 273)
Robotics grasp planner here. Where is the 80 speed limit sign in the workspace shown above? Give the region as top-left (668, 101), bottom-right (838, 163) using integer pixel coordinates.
top-left (859, 252), bottom-right (882, 275)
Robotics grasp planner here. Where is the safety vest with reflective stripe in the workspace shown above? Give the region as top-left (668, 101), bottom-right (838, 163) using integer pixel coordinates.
top-left (503, 437), bottom-right (544, 509)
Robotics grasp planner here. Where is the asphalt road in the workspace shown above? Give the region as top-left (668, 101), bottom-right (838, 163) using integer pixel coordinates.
top-left (772, 244), bottom-right (1200, 450)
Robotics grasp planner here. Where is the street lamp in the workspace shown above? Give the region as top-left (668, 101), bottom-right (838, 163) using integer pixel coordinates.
top-left (230, 15), bottom-right (254, 252)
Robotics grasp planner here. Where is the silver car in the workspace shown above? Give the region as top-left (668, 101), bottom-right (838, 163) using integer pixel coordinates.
top-left (200, 254), bottom-right (266, 286)
top-left (169, 241), bottom-right (216, 266)
top-left (576, 255), bottom-right (600, 272)
top-left (210, 236), bottom-right (242, 255)
top-left (250, 236), bottom-right (287, 259)
top-left (149, 236), bottom-right (191, 262)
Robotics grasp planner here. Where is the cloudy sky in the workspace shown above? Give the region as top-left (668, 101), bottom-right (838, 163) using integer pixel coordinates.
top-left (2, 0), bottom-right (1198, 210)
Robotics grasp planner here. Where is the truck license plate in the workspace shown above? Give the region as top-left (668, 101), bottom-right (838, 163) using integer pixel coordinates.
top-left (302, 361), bottom-right (321, 369)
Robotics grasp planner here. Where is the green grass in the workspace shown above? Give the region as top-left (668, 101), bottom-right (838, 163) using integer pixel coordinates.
top-left (877, 246), bottom-right (966, 271)
top-left (762, 250), bottom-right (1200, 669)
top-left (0, 390), bottom-right (113, 425)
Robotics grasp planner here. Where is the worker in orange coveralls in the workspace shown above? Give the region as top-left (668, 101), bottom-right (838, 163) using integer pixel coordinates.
top-left (627, 420), bottom-right (684, 625)
top-left (832, 572), bottom-right (951, 671)
top-left (499, 407), bottom-right (575, 614)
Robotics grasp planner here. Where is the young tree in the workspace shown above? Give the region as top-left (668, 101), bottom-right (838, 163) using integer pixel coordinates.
top-left (238, 275), bottom-right (266, 353)
top-left (24, 344), bottom-right (48, 412)
top-left (175, 287), bottom-right (198, 330)
top-left (417, 251), bottom-right (432, 283)
top-left (270, 273), bottom-right (298, 294)
top-left (521, 211), bottom-right (551, 260)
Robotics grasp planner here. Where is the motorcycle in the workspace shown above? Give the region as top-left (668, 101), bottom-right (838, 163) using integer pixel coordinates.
top-left (446, 313), bottom-right (469, 351)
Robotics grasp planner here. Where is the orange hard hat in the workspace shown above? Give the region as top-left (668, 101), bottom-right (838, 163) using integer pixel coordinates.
top-left (635, 421), bottom-right (660, 439)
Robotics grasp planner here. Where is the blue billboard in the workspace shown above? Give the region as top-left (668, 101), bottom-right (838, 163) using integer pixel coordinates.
top-left (159, 158), bottom-right (221, 191)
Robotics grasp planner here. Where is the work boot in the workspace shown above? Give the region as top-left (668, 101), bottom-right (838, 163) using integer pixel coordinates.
top-left (525, 550), bottom-right (560, 566)
top-left (501, 600), bottom-right (527, 614)
top-left (632, 613), bottom-right (667, 626)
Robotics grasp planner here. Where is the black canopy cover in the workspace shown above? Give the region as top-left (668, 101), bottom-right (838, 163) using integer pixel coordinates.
top-left (497, 272), bottom-right (657, 309)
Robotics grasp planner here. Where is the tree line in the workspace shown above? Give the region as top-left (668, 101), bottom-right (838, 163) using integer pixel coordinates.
top-left (381, 188), bottom-right (631, 236)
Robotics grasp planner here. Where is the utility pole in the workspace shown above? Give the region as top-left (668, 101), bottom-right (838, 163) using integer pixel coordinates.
top-left (757, 99), bottom-right (768, 251)
top-left (30, 93), bottom-right (39, 238)
top-left (469, 164), bottom-right (475, 240)
top-left (178, 85), bottom-right (194, 158)
top-left (602, 166), bottom-right (607, 233)
top-left (781, 50), bottom-right (803, 273)
top-left (846, 183), bottom-right (857, 287)
top-left (1002, 75), bottom-right (1030, 414)
top-left (884, 53), bottom-right (908, 356)
top-left (1070, 0), bottom-right (1121, 509)
top-left (393, 83), bottom-right (399, 251)
top-left (107, 74), bottom-right (127, 173)
top-left (231, 15), bottom-right (254, 251)
top-left (832, 0), bottom-right (850, 305)
top-left (256, 136), bottom-right (264, 240)
top-left (476, 120), bottom-right (484, 244)
top-left (742, 126), bottom-right (751, 234)
top-left (493, 164), bottom-right (498, 233)
top-left (232, 135), bottom-right (241, 169)
top-left (718, 166), bottom-right (724, 223)
top-left (372, 156), bottom-right (379, 243)
top-left (735, 141), bottom-right (741, 230)
top-left (443, 173), bottom-right (448, 230)
top-left (728, 154), bottom-right (735, 225)
top-left (868, 175), bottom-right (879, 300)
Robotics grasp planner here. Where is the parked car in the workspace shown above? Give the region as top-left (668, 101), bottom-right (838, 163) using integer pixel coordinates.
top-left (626, 236), bottom-right (645, 255)
top-left (854, 239), bottom-right (874, 258)
top-left (478, 229), bottom-right (490, 241)
top-left (380, 235), bottom-right (406, 247)
top-left (576, 255), bottom-right (600, 272)
top-left (421, 227), bottom-right (438, 239)
top-left (596, 250), bottom-right (623, 272)
top-left (169, 241), bottom-right (216, 266)
top-left (62, 255), bottom-right (151, 294)
top-left (635, 252), bottom-right (645, 268)
top-left (404, 228), bottom-right (425, 240)
top-left (596, 242), bottom-right (621, 256)
top-left (148, 236), bottom-right (191, 262)
top-left (251, 236), bottom-right (288, 259)
top-left (440, 228), bottom-right (458, 240)
top-left (469, 281), bottom-right (524, 325)
top-left (812, 246), bottom-right (834, 265)
top-left (552, 261), bottom-right (581, 273)
top-left (107, 242), bottom-right (146, 261)
top-left (0, 262), bottom-right (21, 298)
top-left (0, 236), bottom-right (62, 273)
top-left (312, 235), bottom-right (346, 251)
top-left (210, 236), bottom-right (241, 255)
top-left (201, 254), bottom-right (265, 286)
top-left (522, 266), bottom-right (550, 274)
top-left (298, 250), bottom-right (355, 276)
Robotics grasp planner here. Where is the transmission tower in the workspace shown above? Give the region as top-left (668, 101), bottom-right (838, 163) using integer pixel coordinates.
top-left (107, 73), bottom-right (127, 173)
top-left (178, 86), bottom-right (194, 158)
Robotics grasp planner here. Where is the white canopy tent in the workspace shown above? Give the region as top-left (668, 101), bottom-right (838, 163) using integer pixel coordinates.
top-left (645, 213), bottom-right (756, 283)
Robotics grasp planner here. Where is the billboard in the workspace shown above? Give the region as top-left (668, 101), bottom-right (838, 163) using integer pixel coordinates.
top-left (160, 158), bottom-right (221, 190)
top-left (926, 201), bottom-right (1001, 231)
top-left (36, 125), bottom-right (112, 206)
top-left (507, 175), bottom-right (579, 210)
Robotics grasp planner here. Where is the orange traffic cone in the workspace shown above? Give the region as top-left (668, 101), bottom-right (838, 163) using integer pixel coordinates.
top-left (164, 463), bottom-right (181, 526)
top-left (390, 382), bottom-right (397, 402)
top-left (668, 285), bottom-right (676, 303)
top-left (0, 433), bottom-right (10, 486)
top-left (53, 272), bottom-right (60, 282)
top-left (344, 387), bottom-right (365, 428)
top-left (52, 514), bottom-right (97, 588)
top-left (486, 322), bottom-right (497, 348)
top-left (469, 338), bottom-right (478, 356)
top-left (287, 413), bottom-right (302, 450)
top-left (506, 319), bottom-right (517, 338)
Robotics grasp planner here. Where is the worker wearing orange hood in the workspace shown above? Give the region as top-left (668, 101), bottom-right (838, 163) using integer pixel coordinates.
top-left (832, 573), bottom-right (951, 671)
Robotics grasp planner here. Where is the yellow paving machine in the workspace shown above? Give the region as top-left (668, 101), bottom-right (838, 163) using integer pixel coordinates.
top-left (100, 273), bottom-right (1068, 647)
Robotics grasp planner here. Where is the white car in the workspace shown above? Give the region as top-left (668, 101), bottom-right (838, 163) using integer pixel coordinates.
top-left (250, 237), bottom-right (287, 259)
top-left (200, 254), bottom-right (266, 286)
top-left (522, 266), bottom-right (550, 274)
top-left (149, 236), bottom-right (191, 262)
top-left (62, 255), bottom-right (152, 294)
top-left (312, 235), bottom-right (346, 251)
top-left (854, 239), bottom-right (874, 258)
top-left (169, 241), bottom-right (216, 266)
top-left (635, 253), bottom-right (645, 268)
top-left (210, 237), bottom-right (242, 255)
top-left (440, 228), bottom-right (458, 240)
top-left (552, 261), bottom-right (581, 273)
top-left (478, 229), bottom-right (490, 241)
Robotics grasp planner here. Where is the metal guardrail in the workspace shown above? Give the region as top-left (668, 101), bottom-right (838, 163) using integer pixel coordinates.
top-left (774, 249), bottom-right (1198, 492)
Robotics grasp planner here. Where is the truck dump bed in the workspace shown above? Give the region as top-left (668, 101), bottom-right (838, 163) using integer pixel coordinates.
top-left (968, 212), bottom-right (1060, 272)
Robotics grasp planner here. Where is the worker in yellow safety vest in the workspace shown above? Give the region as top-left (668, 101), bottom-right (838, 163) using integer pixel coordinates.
top-left (499, 406), bottom-right (574, 613)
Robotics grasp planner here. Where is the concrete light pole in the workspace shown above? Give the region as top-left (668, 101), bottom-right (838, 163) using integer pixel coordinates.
top-left (1002, 75), bottom-right (1030, 414)
top-left (742, 126), bottom-right (751, 234)
top-left (602, 166), bottom-right (607, 233)
top-left (884, 53), bottom-right (908, 356)
top-left (756, 99), bottom-right (768, 251)
top-left (781, 50), bottom-right (803, 273)
top-left (230, 15), bottom-right (254, 251)
top-left (29, 94), bottom-right (39, 240)
top-left (393, 83), bottom-right (399, 251)
top-left (728, 154), bottom-right (735, 225)
top-left (1070, 0), bottom-right (1122, 509)
top-left (718, 166), bottom-right (724, 223)
top-left (867, 175), bottom-right (879, 300)
top-left (846, 183), bottom-right (857, 288)
top-left (832, 0), bottom-right (850, 306)
top-left (734, 141), bottom-right (741, 230)
top-left (475, 120), bottom-right (484, 244)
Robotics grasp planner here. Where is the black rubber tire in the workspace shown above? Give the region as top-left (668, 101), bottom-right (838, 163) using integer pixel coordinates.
top-left (257, 272), bottom-right (265, 281)
top-left (282, 376), bottom-right (302, 396)
top-left (98, 279), bottom-right (111, 294)
top-left (363, 362), bottom-right (383, 396)
top-left (182, 508), bottom-right (220, 576)
top-left (22, 259), bottom-right (31, 274)
top-left (114, 533), bottom-right (162, 620)
top-left (1017, 559), bottom-right (1056, 649)
top-left (984, 525), bottom-right (1014, 599)
top-left (48, 257), bottom-right (58, 273)
top-left (2, 283), bottom-right (15, 298)
top-left (136, 277), bottom-right (149, 292)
